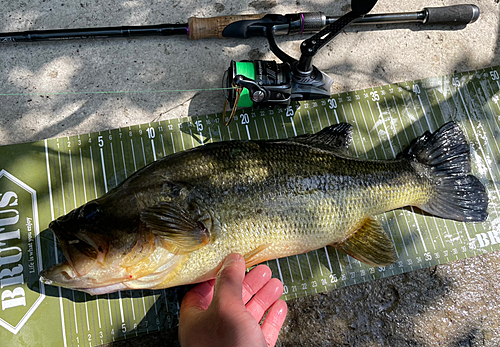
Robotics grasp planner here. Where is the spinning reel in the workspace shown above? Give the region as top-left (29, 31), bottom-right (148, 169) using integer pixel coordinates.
top-left (221, 0), bottom-right (478, 124)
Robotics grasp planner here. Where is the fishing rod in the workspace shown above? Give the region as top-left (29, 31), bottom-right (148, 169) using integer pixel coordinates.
top-left (0, 2), bottom-right (480, 125)
top-left (0, 4), bottom-right (479, 42)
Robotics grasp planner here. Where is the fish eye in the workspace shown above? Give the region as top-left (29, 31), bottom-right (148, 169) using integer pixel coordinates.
top-left (82, 202), bottom-right (102, 222)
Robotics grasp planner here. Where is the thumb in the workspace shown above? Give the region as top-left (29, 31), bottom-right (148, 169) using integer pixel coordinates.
top-left (212, 253), bottom-right (246, 306)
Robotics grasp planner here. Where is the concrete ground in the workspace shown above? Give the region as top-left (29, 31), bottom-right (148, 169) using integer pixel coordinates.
top-left (1, 0), bottom-right (499, 346)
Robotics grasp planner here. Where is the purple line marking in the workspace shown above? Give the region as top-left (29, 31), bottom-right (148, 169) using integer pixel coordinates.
top-left (300, 13), bottom-right (305, 34)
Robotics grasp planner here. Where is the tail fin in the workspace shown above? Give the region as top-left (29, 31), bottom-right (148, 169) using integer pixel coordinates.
top-left (401, 122), bottom-right (488, 222)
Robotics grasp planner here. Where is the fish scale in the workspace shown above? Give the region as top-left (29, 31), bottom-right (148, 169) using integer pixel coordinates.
top-left (44, 134), bottom-right (458, 289)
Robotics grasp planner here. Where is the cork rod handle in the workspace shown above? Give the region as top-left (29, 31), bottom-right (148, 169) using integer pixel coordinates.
top-left (188, 14), bottom-right (266, 40)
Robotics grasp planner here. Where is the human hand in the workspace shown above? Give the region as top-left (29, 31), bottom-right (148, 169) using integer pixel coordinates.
top-left (178, 253), bottom-right (288, 347)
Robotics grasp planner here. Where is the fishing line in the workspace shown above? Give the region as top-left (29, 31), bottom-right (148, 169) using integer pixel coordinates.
top-left (0, 86), bottom-right (233, 97)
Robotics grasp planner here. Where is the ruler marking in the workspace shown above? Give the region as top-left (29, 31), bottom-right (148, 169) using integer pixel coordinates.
top-left (141, 292), bottom-right (149, 334)
top-left (409, 90), bottom-right (438, 253)
top-left (85, 301), bottom-right (90, 331)
top-left (271, 117), bottom-right (279, 138)
top-left (100, 300), bottom-right (108, 343)
top-left (45, 140), bottom-right (68, 347)
top-left (426, 89), bottom-right (463, 250)
top-left (453, 83), bottom-right (494, 249)
top-left (120, 141), bottom-right (127, 178)
top-left (68, 146), bottom-right (77, 208)
top-left (307, 110), bottom-right (315, 132)
top-left (275, 259), bottom-right (284, 283)
top-left (390, 95), bottom-right (419, 256)
top-left (180, 126), bottom-right (186, 151)
top-left (106, 295), bottom-right (113, 326)
top-left (416, 84), bottom-right (448, 257)
top-left (431, 88), bottom-right (463, 247)
top-left (169, 132), bottom-right (176, 154)
top-left (280, 115), bottom-right (288, 137)
top-left (90, 142), bottom-right (105, 339)
top-left (366, 99), bottom-right (402, 257)
top-left (306, 253), bottom-right (314, 277)
top-left (130, 293), bottom-right (136, 321)
top-left (227, 123), bottom-right (233, 141)
top-left (381, 97), bottom-right (410, 257)
top-left (129, 138), bottom-right (137, 171)
top-left (110, 142), bottom-right (117, 188)
top-left (392, 93), bottom-right (433, 255)
top-left (245, 124), bottom-right (251, 140)
top-left (419, 88), bottom-right (448, 249)
top-left (254, 117), bottom-right (261, 139)
top-left (90, 296), bottom-right (97, 347)
top-left (66, 300), bottom-right (75, 347)
top-left (151, 139), bottom-right (157, 161)
top-left (160, 133), bottom-right (166, 157)
top-left (334, 107), bottom-right (341, 124)
top-left (153, 293), bottom-right (160, 331)
top-left (295, 255), bottom-right (304, 281)
top-left (79, 148), bottom-right (88, 203)
top-left (263, 118), bottom-right (270, 139)
top-left (477, 81), bottom-right (500, 214)
top-left (315, 109), bottom-right (323, 129)
top-left (429, 83), bottom-right (467, 248)
top-left (57, 150), bottom-right (66, 214)
top-left (235, 121), bottom-right (242, 140)
top-left (285, 257), bottom-right (294, 283)
top-left (345, 252), bottom-right (352, 270)
top-left (323, 247), bottom-right (333, 274)
top-left (314, 250), bottom-right (323, 277)
top-left (460, 84), bottom-right (500, 200)
top-left (140, 137), bottom-right (147, 165)
top-left (289, 115), bottom-right (297, 136)
top-left (111, 139), bottom-right (128, 333)
top-left (58, 149), bottom-right (83, 341)
top-left (298, 112), bottom-right (306, 134)
top-left (71, 291), bottom-right (78, 336)
top-left (99, 148), bottom-right (108, 193)
top-left (118, 290), bottom-right (125, 326)
top-left (333, 248), bottom-right (343, 276)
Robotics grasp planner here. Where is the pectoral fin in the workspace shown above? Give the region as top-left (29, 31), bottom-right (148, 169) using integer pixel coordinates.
top-left (331, 217), bottom-right (397, 267)
top-left (140, 202), bottom-right (210, 252)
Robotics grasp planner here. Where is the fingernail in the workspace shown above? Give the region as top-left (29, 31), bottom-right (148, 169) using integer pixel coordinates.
top-left (222, 253), bottom-right (241, 269)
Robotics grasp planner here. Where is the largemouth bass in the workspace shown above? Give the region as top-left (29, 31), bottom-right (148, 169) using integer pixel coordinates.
top-left (40, 122), bottom-right (488, 295)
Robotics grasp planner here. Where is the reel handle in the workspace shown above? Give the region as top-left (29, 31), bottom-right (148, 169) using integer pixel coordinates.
top-left (188, 14), bottom-right (265, 39)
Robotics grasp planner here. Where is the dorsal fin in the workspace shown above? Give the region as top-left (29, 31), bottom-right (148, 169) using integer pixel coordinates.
top-left (291, 123), bottom-right (353, 151)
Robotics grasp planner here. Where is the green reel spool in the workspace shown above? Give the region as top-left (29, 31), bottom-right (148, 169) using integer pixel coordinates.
top-left (233, 62), bottom-right (255, 107)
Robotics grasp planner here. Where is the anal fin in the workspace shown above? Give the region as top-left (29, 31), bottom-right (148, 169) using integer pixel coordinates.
top-left (331, 217), bottom-right (397, 267)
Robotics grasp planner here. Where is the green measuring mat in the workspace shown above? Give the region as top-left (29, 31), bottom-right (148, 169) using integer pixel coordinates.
top-left (1, 66), bottom-right (499, 346)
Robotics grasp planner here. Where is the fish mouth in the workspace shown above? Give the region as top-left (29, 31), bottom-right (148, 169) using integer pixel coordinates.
top-left (48, 220), bottom-right (107, 277)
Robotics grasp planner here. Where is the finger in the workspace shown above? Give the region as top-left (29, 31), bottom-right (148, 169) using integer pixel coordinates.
top-left (260, 299), bottom-right (288, 347)
top-left (179, 279), bottom-right (216, 321)
top-left (212, 253), bottom-right (246, 306)
top-left (242, 265), bottom-right (272, 304)
top-left (245, 278), bottom-right (284, 323)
